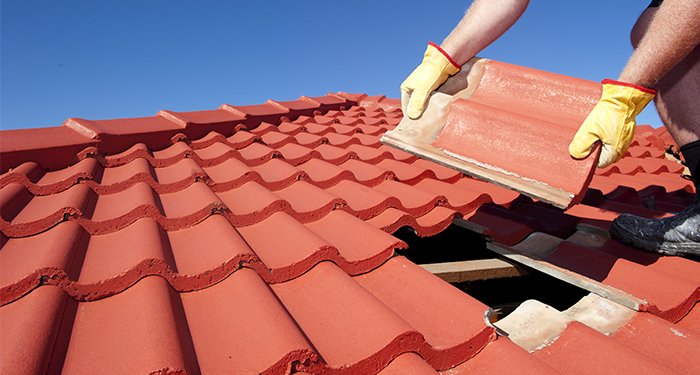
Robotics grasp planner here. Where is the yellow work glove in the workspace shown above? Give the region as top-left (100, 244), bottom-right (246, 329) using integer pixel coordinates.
top-left (569, 79), bottom-right (656, 168)
top-left (401, 42), bottom-right (461, 119)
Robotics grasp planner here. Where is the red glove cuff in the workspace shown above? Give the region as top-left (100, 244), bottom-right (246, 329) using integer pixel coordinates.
top-left (428, 41), bottom-right (462, 71)
top-left (602, 79), bottom-right (657, 95)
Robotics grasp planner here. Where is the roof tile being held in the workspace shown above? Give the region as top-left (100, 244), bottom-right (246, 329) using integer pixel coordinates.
top-left (383, 59), bottom-right (602, 209)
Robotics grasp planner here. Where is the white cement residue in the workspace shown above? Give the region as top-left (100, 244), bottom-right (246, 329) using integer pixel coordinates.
top-left (441, 148), bottom-right (575, 199)
top-left (670, 328), bottom-right (687, 338)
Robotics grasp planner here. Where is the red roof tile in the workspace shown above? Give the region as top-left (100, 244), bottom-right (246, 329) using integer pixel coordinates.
top-left (2, 84), bottom-right (699, 374)
top-left (533, 321), bottom-right (679, 375)
top-left (382, 59), bottom-right (602, 209)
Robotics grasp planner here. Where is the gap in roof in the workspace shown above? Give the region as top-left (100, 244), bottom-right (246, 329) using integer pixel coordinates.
top-left (394, 223), bottom-right (590, 323)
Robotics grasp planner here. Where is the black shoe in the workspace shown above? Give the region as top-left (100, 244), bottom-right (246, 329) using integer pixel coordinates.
top-left (610, 194), bottom-right (700, 256)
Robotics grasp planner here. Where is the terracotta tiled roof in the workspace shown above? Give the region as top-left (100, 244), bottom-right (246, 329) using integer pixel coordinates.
top-left (1, 77), bottom-right (699, 374)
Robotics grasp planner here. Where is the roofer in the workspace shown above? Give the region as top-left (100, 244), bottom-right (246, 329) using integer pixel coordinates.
top-left (400, 0), bottom-right (700, 256)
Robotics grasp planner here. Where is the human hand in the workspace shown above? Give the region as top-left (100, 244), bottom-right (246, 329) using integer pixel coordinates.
top-left (569, 79), bottom-right (656, 168)
top-left (400, 42), bottom-right (461, 120)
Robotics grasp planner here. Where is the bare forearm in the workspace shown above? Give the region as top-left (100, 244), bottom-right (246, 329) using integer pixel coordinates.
top-left (619, 0), bottom-right (700, 87)
top-left (440, 0), bottom-right (530, 65)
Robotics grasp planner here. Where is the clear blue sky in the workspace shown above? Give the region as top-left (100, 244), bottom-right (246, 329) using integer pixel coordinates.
top-left (1, 0), bottom-right (663, 131)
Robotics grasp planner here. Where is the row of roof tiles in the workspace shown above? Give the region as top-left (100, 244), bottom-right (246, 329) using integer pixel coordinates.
top-left (2, 88), bottom-right (699, 374)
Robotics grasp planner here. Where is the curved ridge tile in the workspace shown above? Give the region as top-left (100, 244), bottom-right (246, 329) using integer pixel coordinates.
top-left (596, 163), bottom-right (644, 177)
top-left (102, 143), bottom-right (154, 167)
top-left (3, 181), bottom-right (231, 238)
top-left (3, 215), bottom-right (245, 304)
top-left (354, 257), bottom-right (496, 370)
top-left (94, 157), bottom-right (207, 195)
top-left (1, 183), bottom-right (34, 224)
top-left (413, 178), bottom-right (492, 215)
top-left (377, 353), bottom-right (439, 375)
top-left (352, 133), bottom-right (383, 147)
top-left (365, 206), bottom-right (459, 238)
top-left (326, 180), bottom-right (404, 220)
top-left (260, 130), bottom-right (294, 149)
top-left (2, 209), bottom-right (408, 305)
top-left (1, 222), bottom-right (85, 305)
top-left (269, 261), bottom-right (425, 374)
top-left (192, 141), bottom-right (239, 166)
top-left (150, 158), bottom-right (208, 191)
top-left (314, 143), bottom-right (357, 165)
top-left (304, 122), bottom-right (335, 136)
top-left (60, 276), bottom-right (199, 375)
top-left (186, 130), bottom-right (228, 150)
top-left (237, 211), bottom-right (345, 283)
top-left (270, 259), bottom-right (495, 374)
top-left (347, 144), bottom-right (393, 164)
top-left (74, 218), bottom-right (174, 300)
top-left (215, 180), bottom-right (291, 226)
top-left (339, 159), bottom-right (395, 187)
top-left (225, 129), bottom-right (259, 148)
top-left (626, 146), bottom-right (666, 159)
top-left (375, 159), bottom-right (437, 185)
top-left (365, 207), bottom-right (427, 234)
top-left (1, 158), bottom-right (99, 196)
top-left (150, 141), bottom-right (199, 167)
top-left (3, 156), bottom-right (211, 198)
top-left (356, 124), bottom-right (391, 136)
top-left (378, 144), bottom-right (418, 163)
top-left (83, 182), bottom-right (163, 232)
top-left (294, 132), bottom-right (326, 148)
top-left (179, 267), bottom-right (321, 375)
top-left (1, 183), bottom-right (92, 238)
top-left (304, 210), bottom-right (406, 274)
top-left (251, 159), bottom-right (307, 191)
top-left (249, 121), bottom-right (278, 135)
top-left (276, 122), bottom-right (305, 135)
top-left (413, 206), bottom-right (461, 237)
top-left (274, 181), bottom-right (346, 223)
top-left (325, 132), bottom-right (361, 148)
top-left (235, 142), bottom-right (281, 166)
top-left (410, 158), bottom-right (463, 183)
top-left (0, 285), bottom-right (69, 375)
top-left (276, 142), bottom-right (319, 165)
top-left (297, 158), bottom-right (357, 189)
top-left (0, 161), bottom-right (46, 187)
top-left (373, 180), bottom-right (447, 218)
top-left (187, 130), bottom-right (225, 150)
top-left (204, 158), bottom-right (260, 192)
top-left (166, 214), bottom-right (258, 289)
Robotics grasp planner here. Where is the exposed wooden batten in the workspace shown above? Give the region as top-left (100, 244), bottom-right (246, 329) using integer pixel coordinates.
top-left (420, 258), bottom-right (528, 283)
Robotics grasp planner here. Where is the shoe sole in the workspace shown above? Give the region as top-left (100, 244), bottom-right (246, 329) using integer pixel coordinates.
top-left (610, 221), bottom-right (700, 257)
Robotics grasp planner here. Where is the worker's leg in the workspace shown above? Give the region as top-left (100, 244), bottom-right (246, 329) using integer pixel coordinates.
top-left (609, 6), bottom-right (700, 256)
